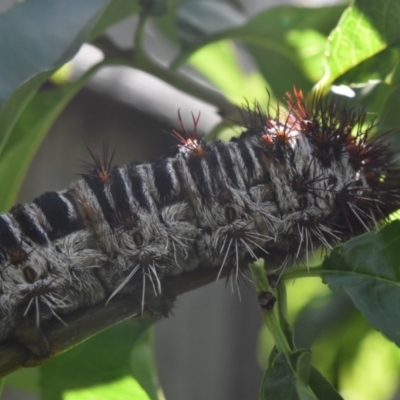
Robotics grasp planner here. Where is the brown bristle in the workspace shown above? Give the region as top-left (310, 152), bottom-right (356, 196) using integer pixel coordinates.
top-left (81, 143), bottom-right (115, 183)
top-left (172, 110), bottom-right (205, 157)
top-left (190, 143), bottom-right (206, 158)
top-left (261, 133), bottom-right (273, 146)
top-left (275, 129), bottom-right (291, 145)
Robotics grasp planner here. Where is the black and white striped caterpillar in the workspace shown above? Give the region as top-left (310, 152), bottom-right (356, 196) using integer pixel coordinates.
top-left (0, 89), bottom-right (399, 355)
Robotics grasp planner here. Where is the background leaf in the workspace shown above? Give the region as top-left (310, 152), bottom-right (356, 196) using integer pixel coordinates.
top-left (5, 368), bottom-right (39, 393)
top-left (130, 330), bottom-right (160, 400)
top-left (40, 320), bottom-right (155, 399)
top-left (88, 0), bottom-right (140, 40)
top-left (188, 40), bottom-right (269, 106)
top-left (0, 0), bottom-right (111, 212)
top-left (0, 64), bottom-right (103, 211)
top-left (229, 5), bottom-right (345, 97)
top-left (0, 0), bottom-right (142, 211)
top-left (173, 5), bottom-right (344, 98)
top-left (261, 350), bottom-right (316, 400)
top-left (319, 0), bottom-right (400, 87)
top-left (0, 0), bottom-right (108, 107)
top-left (176, 1), bottom-right (245, 47)
top-left (308, 367), bottom-right (344, 400)
top-left (323, 221), bottom-right (400, 346)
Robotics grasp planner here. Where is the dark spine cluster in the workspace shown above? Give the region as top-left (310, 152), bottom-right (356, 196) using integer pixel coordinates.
top-left (0, 89), bottom-right (399, 355)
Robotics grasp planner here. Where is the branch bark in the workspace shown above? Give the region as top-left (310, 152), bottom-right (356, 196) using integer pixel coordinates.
top-left (0, 267), bottom-right (227, 378)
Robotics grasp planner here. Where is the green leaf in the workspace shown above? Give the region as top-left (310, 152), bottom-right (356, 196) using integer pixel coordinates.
top-left (379, 85), bottom-right (400, 132)
top-left (261, 350), bottom-right (317, 400)
top-left (330, 48), bottom-right (399, 85)
top-left (188, 40), bottom-right (269, 106)
top-left (319, 0), bottom-right (400, 87)
top-left (338, 330), bottom-right (400, 400)
top-left (88, 0), bottom-right (140, 41)
top-left (379, 61), bottom-right (400, 148)
top-left (0, 0), bottom-right (108, 107)
top-left (156, 0), bottom-right (235, 44)
top-left (5, 368), bottom-right (40, 392)
top-left (309, 366), bottom-right (344, 400)
top-left (378, 59), bottom-right (400, 136)
top-left (173, 5), bottom-right (344, 98)
top-left (322, 221), bottom-right (400, 346)
top-left (229, 5), bottom-right (344, 97)
top-left (130, 330), bottom-right (159, 400)
top-left (0, 64), bottom-right (103, 211)
top-left (176, 1), bottom-right (245, 46)
top-left (293, 291), bottom-right (356, 349)
top-left (391, 61), bottom-right (400, 86)
top-left (0, 0), bottom-right (139, 211)
top-left (62, 375), bottom-right (150, 400)
top-left (40, 319), bottom-right (155, 400)
top-left (0, 0), bottom-right (110, 210)
top-left (139, 0), bottom-right (167, 16)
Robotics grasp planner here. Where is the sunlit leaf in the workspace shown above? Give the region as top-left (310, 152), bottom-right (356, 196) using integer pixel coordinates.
top-left (5, 368), bottom-right (39, 393)
top-left (231, 5), bottom-right (344, 97)
top-left (130, 330), bottom-right (160, 400)
top-left (173, 5), bottom-right (344, 98)
top-left (331, 48), bottom-right (399, 86)
top-left (339, 331), bottom-right (400, 400)
top-left (319, 0), bottom-right (400, 87)
top-left (40, 320), bottom-right (155, 399)
top-left (63, 375), bottom-right (150, 400)
top-left (310, 313), bottom-right (372, 388)
top-left (189, 40), bottom-right (269, 106)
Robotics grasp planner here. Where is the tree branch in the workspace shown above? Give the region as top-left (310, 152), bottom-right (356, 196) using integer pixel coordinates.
top-left (0, 267), bottom-right (228, 378)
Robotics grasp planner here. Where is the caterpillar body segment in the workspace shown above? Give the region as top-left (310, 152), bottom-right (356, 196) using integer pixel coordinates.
top-left (0, 90), bottom-right (398, 353)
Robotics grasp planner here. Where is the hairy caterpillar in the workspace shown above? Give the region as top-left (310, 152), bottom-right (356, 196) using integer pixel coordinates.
top-left (0, 89), bottom-right (399, 356)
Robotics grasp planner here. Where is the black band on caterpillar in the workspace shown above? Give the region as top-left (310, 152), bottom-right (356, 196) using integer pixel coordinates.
top-left (0, 89), bottom-right (399, 355)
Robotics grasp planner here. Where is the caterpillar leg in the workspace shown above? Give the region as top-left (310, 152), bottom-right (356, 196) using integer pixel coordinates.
top-left (12, 321), bottom-right (50, 360)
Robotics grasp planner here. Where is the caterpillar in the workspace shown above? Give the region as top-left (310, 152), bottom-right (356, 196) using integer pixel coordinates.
top-left (0, 89), bottom-right (399, 357)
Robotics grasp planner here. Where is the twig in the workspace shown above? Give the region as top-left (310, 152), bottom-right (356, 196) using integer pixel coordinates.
top-left (0, 267), bottom-right (227, 378)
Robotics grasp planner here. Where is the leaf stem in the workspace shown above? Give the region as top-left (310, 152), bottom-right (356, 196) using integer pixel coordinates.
top-left (280, 266), bottom-right (324, 281)
top-left (250, 262), bottom-right (294, 372)
top-left (276, 281), bottom-right (294, 347)
top-left (134, 12), bottom-right (149, 61)
top-left (263, 308), bottom-right (293, 366)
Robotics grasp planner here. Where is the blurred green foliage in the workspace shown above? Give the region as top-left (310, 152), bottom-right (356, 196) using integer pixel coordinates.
top-left (1, 0), bottom-right (400, 399)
